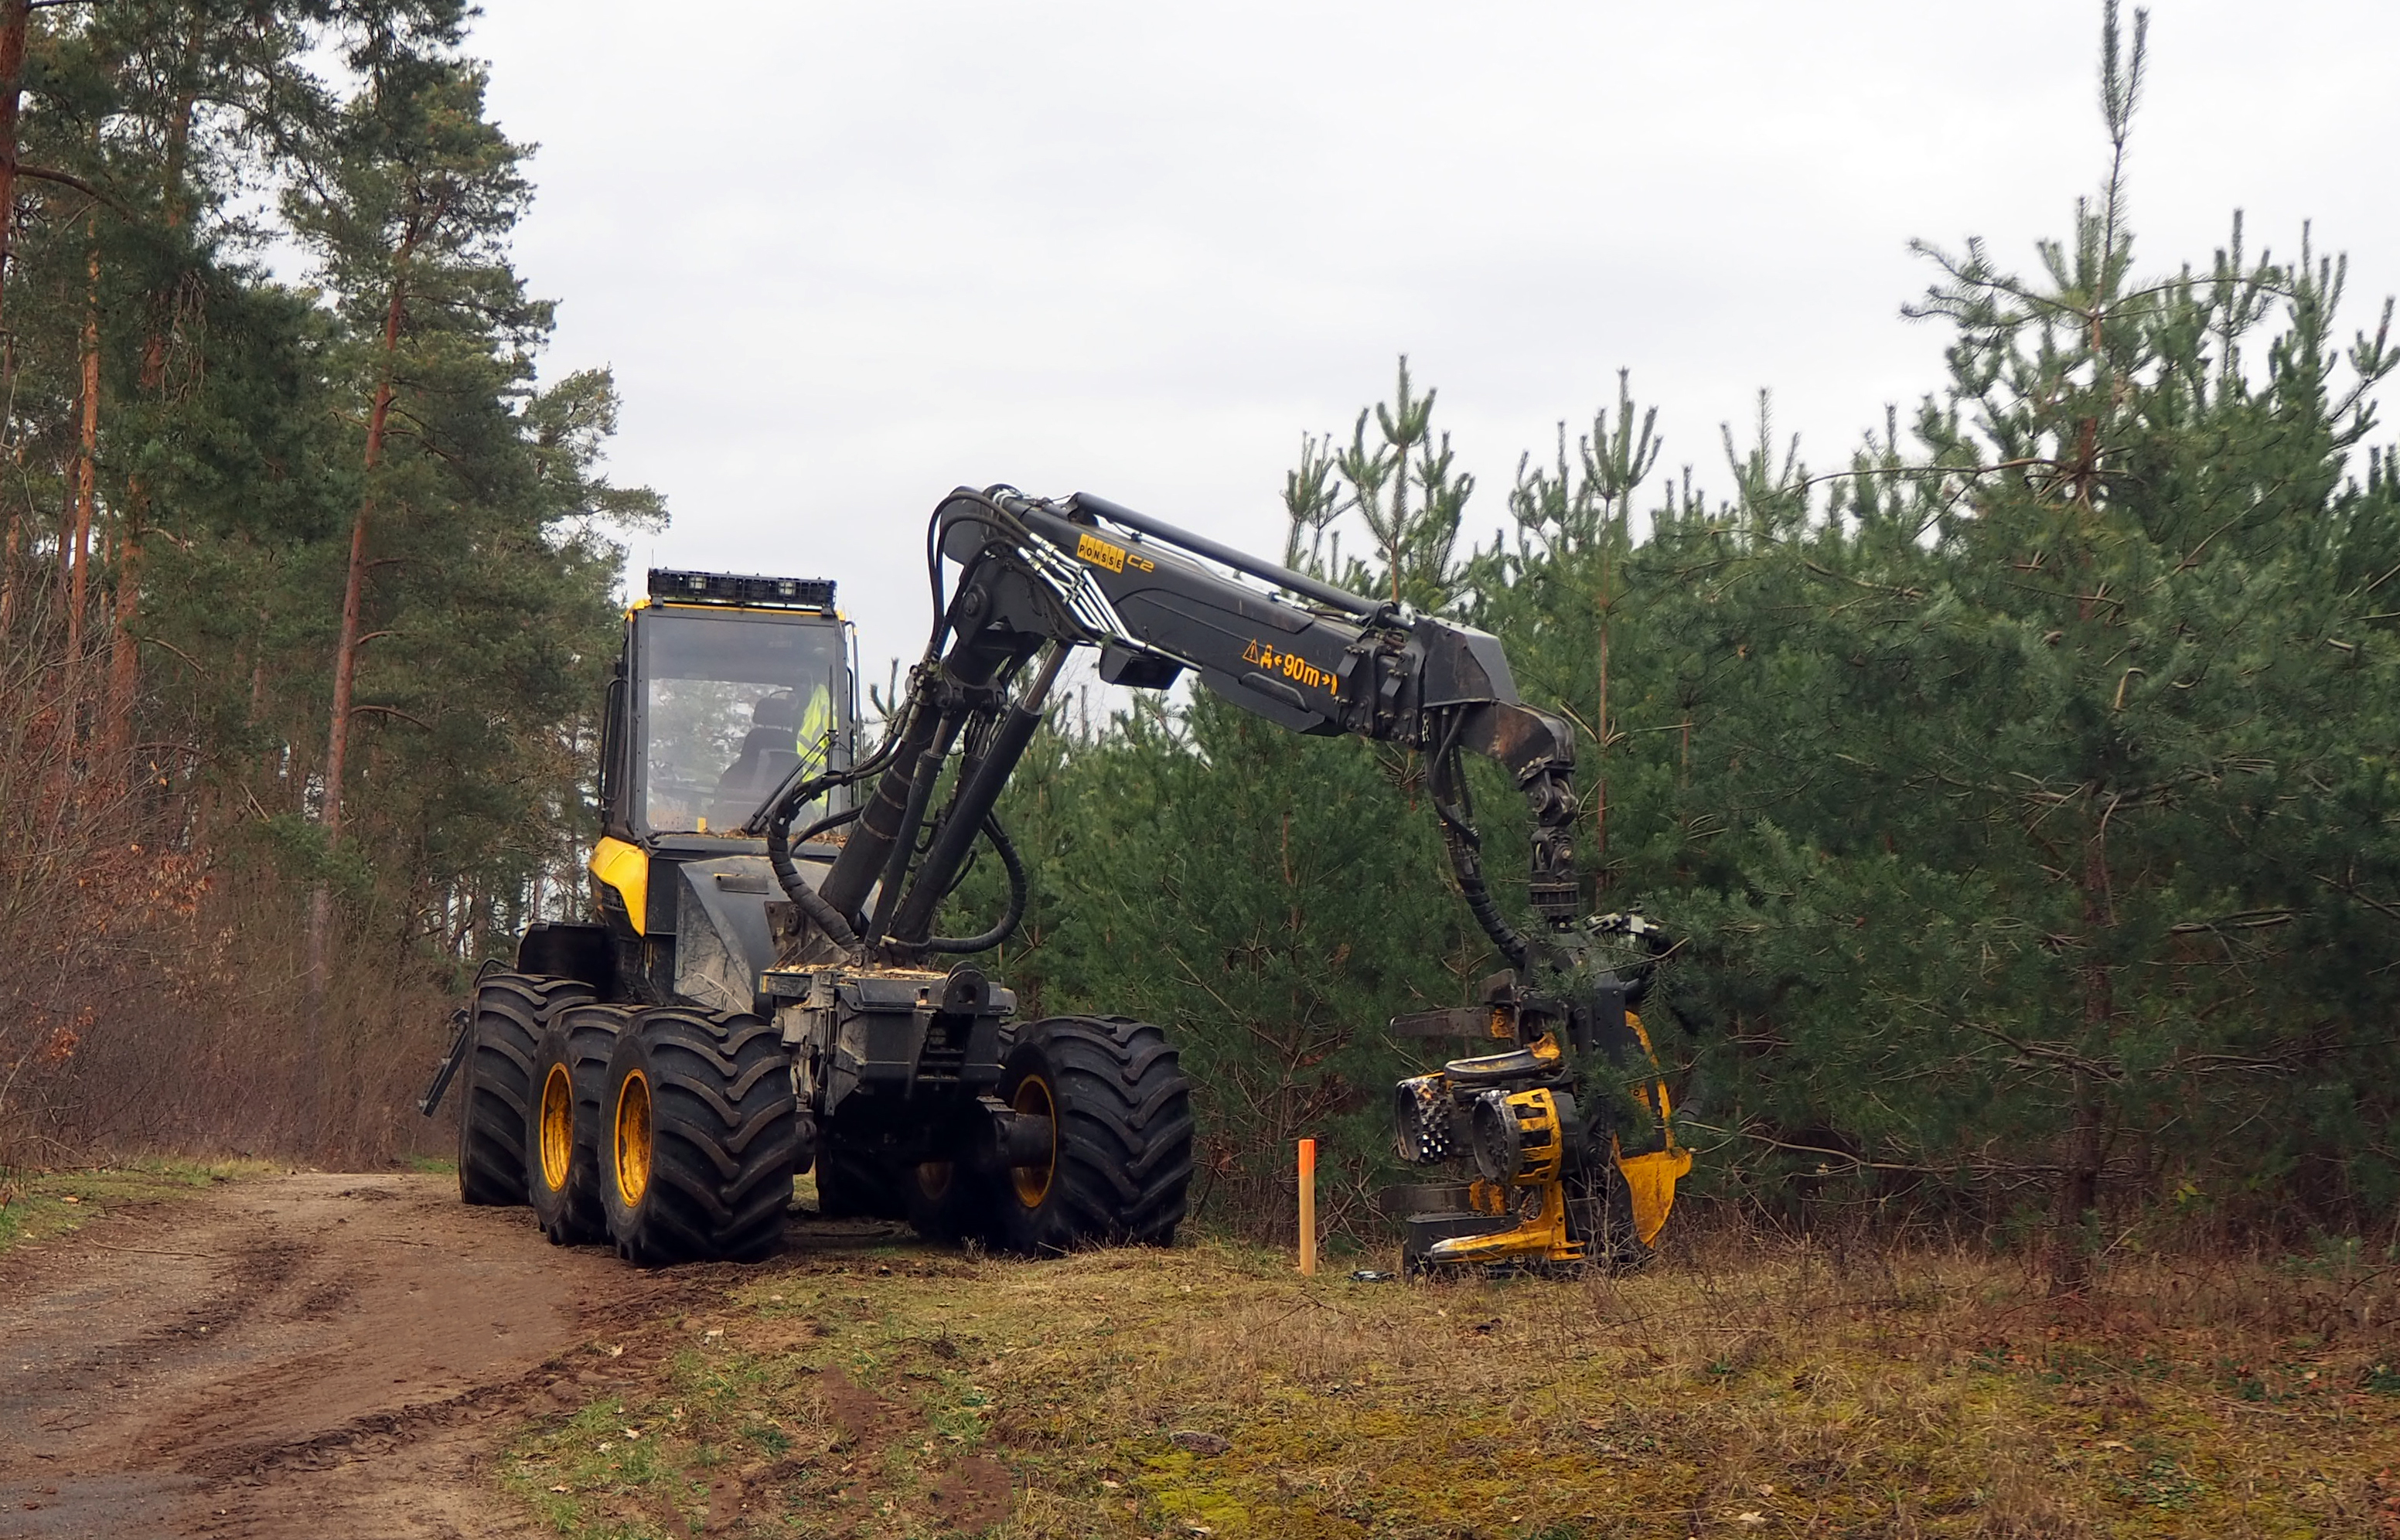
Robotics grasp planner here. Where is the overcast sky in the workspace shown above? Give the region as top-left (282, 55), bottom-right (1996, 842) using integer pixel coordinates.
top-left (466, 0), bottom-right (2400, 679)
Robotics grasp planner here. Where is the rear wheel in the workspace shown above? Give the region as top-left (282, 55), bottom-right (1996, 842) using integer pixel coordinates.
top-left (909, 1160), bottom-right (996, 1243)
top-left (458, 974), bottom-right (594, 1206)
top-left (993, 1016), bottom-right (1193, 1255)
top-left (600, 1007), bottom-right (799, 1265)
top-left (527, 1004), bottom-right (628, 1245)
top-left (812, 1133), bottom-right (910, 1220)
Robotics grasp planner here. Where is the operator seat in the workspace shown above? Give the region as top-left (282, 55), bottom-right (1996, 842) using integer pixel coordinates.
top-left (710, 692), bottom-right (802, 825)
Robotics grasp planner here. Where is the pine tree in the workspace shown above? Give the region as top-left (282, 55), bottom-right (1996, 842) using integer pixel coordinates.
top-left (282, 36), bottom-right (543, 987)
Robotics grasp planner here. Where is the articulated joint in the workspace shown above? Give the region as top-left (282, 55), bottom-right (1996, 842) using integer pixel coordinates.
top-left (1521, 765), bottom-right (1582, 920)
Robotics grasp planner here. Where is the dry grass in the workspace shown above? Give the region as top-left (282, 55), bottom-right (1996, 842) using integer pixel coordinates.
top-left (503, 1221), bottom-right (2400, 1539)
top-left (0, 1157), bottom-right (280, 1256)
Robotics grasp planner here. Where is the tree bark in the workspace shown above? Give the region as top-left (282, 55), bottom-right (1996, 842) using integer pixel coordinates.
top-left (0, 504), bottom-right (19, 636)
top-left (66, 237), bottom-right (99, 673)
top-left (305, 266), bottom-right (409, 995)
top-left (0, 0), bottom-right (30, 336)
top-left (104, 19), bottom-right (205, 780)
top-left (2050, 811), bottom-right (2118, 1295)
top-left (100, 483), bottom-right (143, 769)
top-left (322, 279), bottom-right (406, 843)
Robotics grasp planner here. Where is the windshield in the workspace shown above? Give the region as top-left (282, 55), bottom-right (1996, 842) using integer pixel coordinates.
top-left (636, 608), bottom-right (846, 836)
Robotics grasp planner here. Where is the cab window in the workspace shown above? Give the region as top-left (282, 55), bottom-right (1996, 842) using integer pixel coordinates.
top-left (635, 608), bottom-right (844, 836)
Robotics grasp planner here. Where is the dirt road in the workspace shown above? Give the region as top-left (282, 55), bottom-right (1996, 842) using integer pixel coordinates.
top-left (0, 1171), bottom-right (708, 1540)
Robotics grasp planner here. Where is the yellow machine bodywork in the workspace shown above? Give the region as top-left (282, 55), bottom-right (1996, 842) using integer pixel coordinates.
top-left (588, 836), bottom-right (649, 936)
top-left (1404, 1010), bottom-right (1690, 1270)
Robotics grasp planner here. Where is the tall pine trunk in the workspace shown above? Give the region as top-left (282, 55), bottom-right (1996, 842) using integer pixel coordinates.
top-left (103, 19), bottom-right (205, 779)
top-left (305, 266), bottom-right (409, 1001)
top-left (2050, 809), bottom-right (2117, 1293)
top-left (101, 487), bottom-right (144, 771)
top-left (0, 506), bottom-right (20, 637)
top-left (0, 0), bottom-right (28, 337)
top-left (63, 237), bottom-right (101, 736)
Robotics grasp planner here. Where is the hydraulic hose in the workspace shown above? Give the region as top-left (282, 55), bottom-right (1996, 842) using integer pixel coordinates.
top-left (885, 646), bottom-right (1066, 945)
top-left (1427, 721), bottom-right (1532, 976)
top-left (864, 709), bottom-right (967, 943)
top-left (1439, 811), bottom-right (1531, 977)
top-left (922, 815), bottom-right (1028, 955)
top-left (765, 781), bottom-right (864, 952)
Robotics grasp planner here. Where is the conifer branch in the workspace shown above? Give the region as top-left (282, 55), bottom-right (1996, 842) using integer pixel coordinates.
top-left (348, 702), bottom-right (431, 731)
top-left (15, 164), bottom-right (130, 216)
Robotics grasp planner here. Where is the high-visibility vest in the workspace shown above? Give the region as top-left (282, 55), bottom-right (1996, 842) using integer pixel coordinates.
top-left (795, 683), bottom-right (836, 775)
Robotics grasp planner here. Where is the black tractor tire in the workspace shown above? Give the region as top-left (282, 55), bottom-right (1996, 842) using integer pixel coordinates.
top-left (812, 1133), bottom-right (910, 1221)
top-left (526, 1004), bottom-right (629, 1245)
top-left (458, 973), bottom-right (595, 1207)
top-left (598, 1007), bottom-right (799, 1265)
top-left (992, 1016), bottom-right (1193, 1255)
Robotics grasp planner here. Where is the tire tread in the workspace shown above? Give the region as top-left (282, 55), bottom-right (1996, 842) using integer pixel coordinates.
top-left (459, 974), bottom-right (594, 1207)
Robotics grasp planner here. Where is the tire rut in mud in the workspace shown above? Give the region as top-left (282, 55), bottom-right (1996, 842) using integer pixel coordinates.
top-left (0, 1170), bottom-right (680, 1540)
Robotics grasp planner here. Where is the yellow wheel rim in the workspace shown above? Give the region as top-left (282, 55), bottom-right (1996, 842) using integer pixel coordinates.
top-left (538, 1063), bottom-right (574, 1194)
top-left (614, 1070), bottom-right (653, 1208)
top-left (1009, 1074), bottom-right (1057, 1209)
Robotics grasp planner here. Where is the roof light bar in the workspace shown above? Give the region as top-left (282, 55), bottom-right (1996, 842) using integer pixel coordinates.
top-left (647, 568), bottom-right (837, 611)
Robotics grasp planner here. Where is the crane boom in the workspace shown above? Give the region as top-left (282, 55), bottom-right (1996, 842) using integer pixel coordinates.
top-left (767, 486), bottom-right (1580, 976)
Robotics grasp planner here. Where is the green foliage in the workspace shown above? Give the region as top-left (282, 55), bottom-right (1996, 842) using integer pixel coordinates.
top-left (0, 2), bottom-right (652, 1158)
top-left (987, 700), bottom-right (1481, 1228)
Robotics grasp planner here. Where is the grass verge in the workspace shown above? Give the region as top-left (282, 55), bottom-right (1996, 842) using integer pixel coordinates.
top-left (503, 1226), bottom-right (2400, 1539)
top-left (0, 1157), bottom-right (278, 1256)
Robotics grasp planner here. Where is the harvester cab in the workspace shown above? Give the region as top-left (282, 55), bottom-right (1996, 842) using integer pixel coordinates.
top-left (566, 569), bottom-right (856, 1018)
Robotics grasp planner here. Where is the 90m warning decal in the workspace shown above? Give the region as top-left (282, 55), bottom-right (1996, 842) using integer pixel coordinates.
top-left (1242, 639), bottom-right (1332, 693)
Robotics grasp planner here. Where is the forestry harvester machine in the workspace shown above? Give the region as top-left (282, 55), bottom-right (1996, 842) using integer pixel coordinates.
top-left (421, 487), bottom-right (1691, 1268)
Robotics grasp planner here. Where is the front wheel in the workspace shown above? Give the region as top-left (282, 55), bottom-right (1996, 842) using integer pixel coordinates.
top-left (992, 1017), bottom-right (1193, 1255)
top-left (600, 1007), bottom-right (798, 1265)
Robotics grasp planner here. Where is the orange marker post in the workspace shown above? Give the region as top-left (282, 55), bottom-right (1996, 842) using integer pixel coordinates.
top-left (1297, 1137), bottom-right (1317, 1276)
